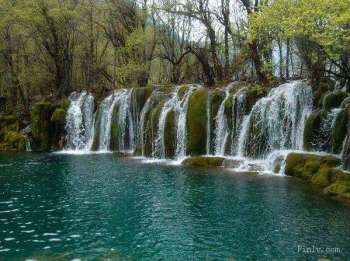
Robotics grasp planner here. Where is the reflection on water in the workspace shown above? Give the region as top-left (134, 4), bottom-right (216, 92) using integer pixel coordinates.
top-left (0, 153), bottom-right (350, 260)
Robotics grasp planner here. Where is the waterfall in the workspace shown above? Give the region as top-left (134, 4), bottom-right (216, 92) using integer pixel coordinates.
top-left (96, 89), bottom-right (134, 152)
top-left (206, 92), bottom-right (211, 155)
top-left (62, 81), bottom-right (317, 175)
top-left (65, 91), bottom-right (95, 151)
top-left (140, 96), bottom-right (153, 156)
top-left (117, 89), bottom-right (135, 152)
top-left (214, 89), bottom-right (230, 156)
top-left (175, 86), bottom-right (195, 159)
top-left (230, 89), bottom-right (247, 155)
top-left (154, 93), bottom-right (177, 159)
top-left (238, 81), bottom-right (313, 158)
top-left (237, 115), bottom-right (251, 157)
top-left (314, 108), bottom-right (342, 152)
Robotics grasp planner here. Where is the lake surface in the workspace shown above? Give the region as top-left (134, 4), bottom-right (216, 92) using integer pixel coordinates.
top-left (0, 153), bottom-right (350, 260)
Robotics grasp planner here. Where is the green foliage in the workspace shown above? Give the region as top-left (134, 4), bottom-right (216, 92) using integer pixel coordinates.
top-left (250, 0), bottom-right (350, 58)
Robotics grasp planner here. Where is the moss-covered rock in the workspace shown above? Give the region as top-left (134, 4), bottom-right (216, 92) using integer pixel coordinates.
top-left (285, 152), bottom-right (350, 202)
top-left (331, 109), bottom-right (348, 154)
top-left (164, 109), bottom-right (176, 158)
top-left (245, 84), bottom-right (267, 113)
top-left (323, 180), bottom-right (350, 200)
top-left (177, 85), bottom-right (189, 100)
top-left (322, 91), bottom-right (348, 111)
top-left (186, 89), bottom-right (208, 156)
top-left (303, 110), bottom-right (328, 151)
top-left (311, 77), bottom-right (335, 107)
top-left (91, 107), bottom-right (102, 151)
top-left (50, 108), bottom-right (67, 150)
top-left (31, 102), bottom-right (55, 151)
top-left (182, 156), bottom-right (224, 168)
top-left (0, 115), bottom-right (17, 129)
top-left (4, 131), bottom-right (26, 151)
top-left (285, 153), bottom-right (340, 179)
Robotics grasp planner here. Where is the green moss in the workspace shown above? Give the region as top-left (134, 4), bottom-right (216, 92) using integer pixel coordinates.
top-left (51, 108), bottom-right (66, 122)
top-left (177, 85), bottom-right (189, 100)
top-left (186, 89), bottom-right (208, 156)
top-left (164, 109), bottom-right (176, 158)
top-left (311, 167), bottom-right (333, 187)
top-left (141, 98), bottom-right (166, 157)
top-left (285, 153), bottom-right (340, 179)
top-left (91, 108), bottom-right (102, 151)
top-left (322, 91), bottom-right (348, 111)
top-left (245, 84), bottom-right (267, 113)
top-left (285, 152), bottom-right (350, 202)
top-left (31, 102), bottom-right (55, 151)
top-left (331, 109), bottom-right (348, 154)
top-left (182, 156), bottom-right (224, 168)
top-left (303, 110), bottom-right (328, 151)
top-left (4, 131), bottom-right (26, 151)
top-left (323, 180), bottom-right (350, 199)
top-left (0, 115), bottom-right (17, 129)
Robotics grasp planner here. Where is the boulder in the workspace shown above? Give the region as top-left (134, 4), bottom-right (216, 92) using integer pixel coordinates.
top-left (285, 152), bottom-right (350, 202)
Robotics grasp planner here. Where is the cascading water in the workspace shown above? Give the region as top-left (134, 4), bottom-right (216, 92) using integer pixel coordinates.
top-left (239, 81), bottom-right (313, 158)
top-left (229, 88), bottom-right (247, 155)
top-left (206, 92), bottom-right (211, 155)
top-left (175, 86), bottom-right (195, 159)
top-left (154, 93), bottom-right (177, 159)
top-left (214, 89), bottom-right (230, 156)
top-left (140, 96), bottom-right (153, 156)
top-left (117, 89), bottom-right (135, 152)
top-left (65, 91), bottom-right (95, 151)
top-left (62, 81), bottom-right (320, 175)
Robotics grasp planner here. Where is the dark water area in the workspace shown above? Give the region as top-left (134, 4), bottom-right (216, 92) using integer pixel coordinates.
top-left (0, 153), bottom-right (349, 260)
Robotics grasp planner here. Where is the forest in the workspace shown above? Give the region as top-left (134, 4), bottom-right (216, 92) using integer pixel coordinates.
top-left (0, 0), bottom-right (349, 118)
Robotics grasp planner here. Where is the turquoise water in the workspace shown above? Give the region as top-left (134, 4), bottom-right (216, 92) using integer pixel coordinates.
top-left (0, 153), bottom-right (350, 260)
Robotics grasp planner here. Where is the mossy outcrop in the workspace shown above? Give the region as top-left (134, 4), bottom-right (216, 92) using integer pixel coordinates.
top-left (322, 91), bottom-right (348, 111)
top-left (31, 102), bottom-right (55, 151)
top-left (331, 109), bottom-right (348, 154)
top-left (0, 115), bottom-right (26, 151)
top-left (303, 110), bottom-right (328, 151)
top-left (285, 152), bottom-right (350, 202)
top-left (164, 109), bottom-right (176, 158)
top-left (3, 131), bottom-right (26, 151)
top-left (186, 89), bottom-right (208, 156)
top-left (31, 98), bottom-right (69, 151)
top-left (182, 156), bottom-right (224, 168)
top-left (245, 84), bottom-right (267, 113)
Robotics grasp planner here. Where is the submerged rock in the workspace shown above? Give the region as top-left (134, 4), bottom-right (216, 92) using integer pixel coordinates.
top-left (285, 152), bottom-right (350, 202)
top-left (182, 156), bottom-right (225, 168)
